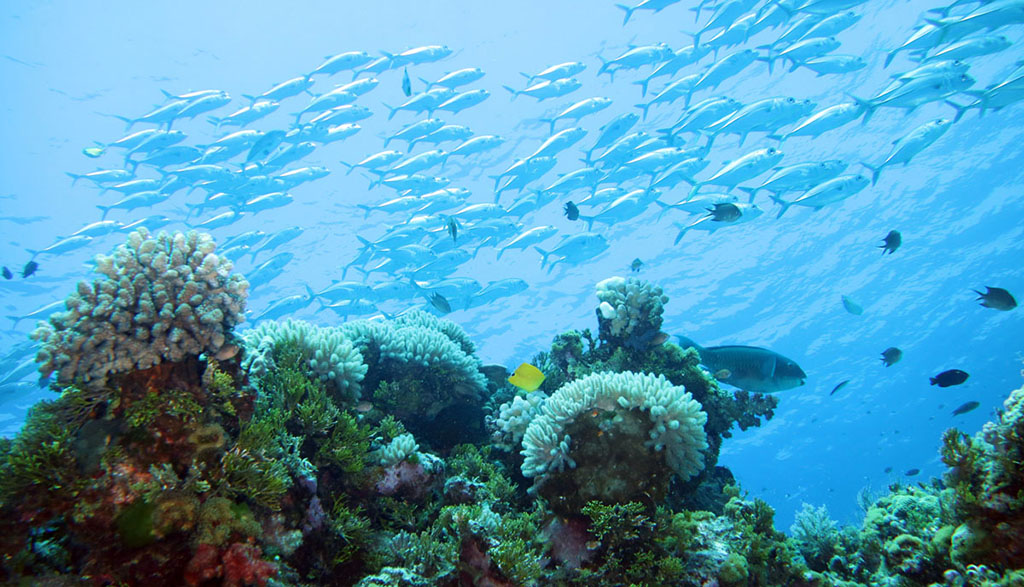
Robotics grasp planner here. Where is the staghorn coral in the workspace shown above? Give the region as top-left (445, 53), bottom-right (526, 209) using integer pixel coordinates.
top-left (32, 228), bottom-right (247, 388)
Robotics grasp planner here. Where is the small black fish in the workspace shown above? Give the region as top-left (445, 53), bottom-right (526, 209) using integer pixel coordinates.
top-left (905, 468), bottom-right (920, 477)
top-left (879, 230), bottom-right (901, 255)
top-left (884, 466), bottom-right (893, 474)
top-left (952, 400), bottom-right (980, 416)
top-left (563, 201), bottom-right (579, 221)
top-left (429, 292), bottom-right (451, 314)
top-left (880, 347), bottom-right (902, 367)
top-left (829, 379), bottom-right (850, 396)
top-left (930, 369), bottom-right (969, 387)
top-left (1, 266), bottom-right (11, 280)
top-left (402, 67), bottom-right (412, 97)
top-left (22, 260), bottom-right (38, 278)
top-left (973, 286), bottom-right (1017, 311)
top-left (630, 258), bottom-right (643, 272)
top-left (446, 216), bottom-right (459, 244)
top-left (707, 202), bottom-right (741, 222)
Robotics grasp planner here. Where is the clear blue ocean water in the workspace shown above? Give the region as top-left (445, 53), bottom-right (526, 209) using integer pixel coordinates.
top-left (1, 0), bottom-right (1021, 531)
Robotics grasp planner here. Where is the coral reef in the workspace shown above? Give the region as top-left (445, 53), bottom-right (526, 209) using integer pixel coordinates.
top-left (594, 276), bottom-right (668, 349)
top-left (940, 383), bottom-right (1024, 571)
top-left (32, 228), bottom-right (248, 388)
top-left (240, 319), bottom-right (368, 403)
top-left (520, 370), bottom-right (708, 514)
top-left (490, 390), bottom-right (546, 450)
top-left (341, 310), bottom-right (490, 449)
top-left (6, 253), bottom-right (1024, 586)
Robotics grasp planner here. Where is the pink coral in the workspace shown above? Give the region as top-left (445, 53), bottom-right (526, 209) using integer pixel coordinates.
top-left (185, 542), bottom-right (277, 587)
top-left (374, 461), bottom-right (433, 499)
top-left (543, 516), bottom-right (596, 569)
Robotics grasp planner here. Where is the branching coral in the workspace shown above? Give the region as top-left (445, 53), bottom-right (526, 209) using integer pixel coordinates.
top-left (595, 276), bottom-right (668, 347)
top-left (939, 383), bottom-right (1024, 571)
top-left (490, 391), bottom-right (547, 451)
top-left (240, 319), bottom-right (367, 403)
top-left (520, 371), bottom-right (707, 513)
top-left (33, 228), bottom-right (247, 388)
top-left (341, 310), bottom-right (489, 448)
top-left (790, 502), bottom-right (840, 571)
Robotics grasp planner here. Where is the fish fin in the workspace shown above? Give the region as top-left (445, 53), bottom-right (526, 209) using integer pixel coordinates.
top-left (883, 50), bottom-right (899, 68)
top-left (615, 3), bottom-right (635, 25)
top-left (846, 93), bottom-right (875, 125)
top-left (945, 98), bottom-right (973, 121)
top-left (534, 246), bottom-right (551, 269)
top-left (769, 195), bottom-right (792, 219)
top-left (355, 236), bottom-right (374, 252)
top-left (96, 205), bottom-right (111, 220)
top-left (675, 335), bottom-right (704, 355)
top-left (860, 162), bottom-right (882, 186)
top-left (112, 114), bottom-right (135, 132)
top-left (241, 93), bottom-right (257, 104)
top-left (653, 199), bottom-right (674, 222)
top-left (656, 126), bottom-right (677, 145)
top-left (738, 187), bottom-right (758, 202)
top-left (636, 77), bottom-right (651, 98)
top-left (634, 102), bottom-right (651, 121)
top-left (382, 103), bottom-right (398, 121)
top-left (673, 224), bottom-right (689, 245)
top-left (502, 85), bottom-right (519, 101)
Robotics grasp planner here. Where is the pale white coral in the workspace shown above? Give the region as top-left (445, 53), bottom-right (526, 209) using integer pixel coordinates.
top-left (239, 319), bottom-right (367, 402)
top-left (520, 371), bottom-right (707, 482)
top-left (392, 309), bottom-right (476, 356)
top-left (595, 276), bottom-right (669, 339)
top-left (375, 433), bottom-right (420, 466)
top-left (340, 310), bottom-right (487, 415)
top-left (32, 228), bottom-right (247, 387)
top-left (490, 391), bottom-right (548, 450)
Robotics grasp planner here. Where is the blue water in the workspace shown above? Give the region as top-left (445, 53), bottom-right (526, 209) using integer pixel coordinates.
top-left (1, 0), bottom-right (1022, 531)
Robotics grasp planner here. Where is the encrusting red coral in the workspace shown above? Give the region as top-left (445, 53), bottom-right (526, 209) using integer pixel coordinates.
top-left (374, 460), bottom-right (433, 499)
top-left (185, 541), bottom-right (277, 587)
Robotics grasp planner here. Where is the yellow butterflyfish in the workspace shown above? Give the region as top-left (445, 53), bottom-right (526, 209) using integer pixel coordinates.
top-left (508, 363), bottom-right (545, 391)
